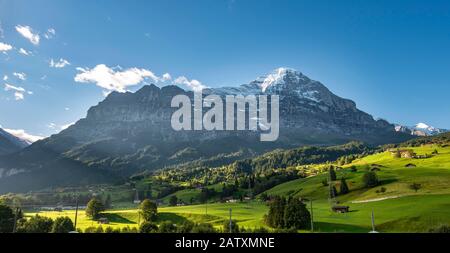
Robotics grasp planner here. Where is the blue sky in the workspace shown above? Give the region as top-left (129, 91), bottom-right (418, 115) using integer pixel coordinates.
top-left (0, 0), bottom-right (449, 141)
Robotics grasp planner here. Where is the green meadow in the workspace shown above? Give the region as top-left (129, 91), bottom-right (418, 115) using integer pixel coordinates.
top-left (26, 145), bottom-right (450, 233)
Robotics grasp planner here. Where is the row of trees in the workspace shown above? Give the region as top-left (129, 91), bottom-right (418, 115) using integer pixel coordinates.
top-left (327, 167), bottom-right (379, 197)
top-left (0, 204), bottom-right (75, 233)
top-left (16, 215), bottom-right (74, 233)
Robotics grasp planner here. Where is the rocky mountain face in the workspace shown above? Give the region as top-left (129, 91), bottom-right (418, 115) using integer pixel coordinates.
top-left (0, 127), bottom-right (29, 155)
top-left (395, 123), bottom-right (448, 136)
top-left (206, 68), bottom-right (394, 136)
top-left (0, 68), bottom-right (411, 193)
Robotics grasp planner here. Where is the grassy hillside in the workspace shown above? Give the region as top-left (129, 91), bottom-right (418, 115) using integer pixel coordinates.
top-left (23, 142), bottom-right (450, 233)
top-left (265, 145), bottom-right (450, 201)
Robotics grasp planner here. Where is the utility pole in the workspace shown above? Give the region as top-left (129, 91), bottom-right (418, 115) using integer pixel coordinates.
top-left (328, 168), bottom-right (332, 206)
top-left (229, 208), bottom-right (232, 233)
top-left (310, 199), bottom-right (314, 233)
top-left (371, 209), bottom-right (376, 232)
top-left (12, 206), bottom-right (19, 233)
top-left (204, 188), bottom-right (208, 216)
top-left (248, 177), bottom-right (253, 199)
top-left (74, 195), bottom-right (79, 231)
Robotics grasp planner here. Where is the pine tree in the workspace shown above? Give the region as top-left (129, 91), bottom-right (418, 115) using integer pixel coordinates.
top-left (329, 166), bottom-right (337, 181)
top-left (330, 185), bottom-right (338, 198)
top-left (340, 178), bottom-right (349, 195)
top-left (265, 196), bottom-right (286, 228)
top-left (284, 198), bottom-right (311, 230)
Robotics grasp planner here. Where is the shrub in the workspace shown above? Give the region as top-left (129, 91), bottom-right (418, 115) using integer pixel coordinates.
top-left (191, 223), bottom-right (217, 233)
top-left (51, 217), bottom-right (74, 233)
top-left (139, 222), bottom-right (158, 233)
top-left (84, 226), bottom-right (99, 233)
top-left (409, 183), bottom-right (422, 193)
top-left (121, 226), bottom-right (138, 233)
top-left (158, 221), bottom-right (177, 233)
top-left (273, 227), bottom-right (298, 233)
top-left (429, 225), bottom-right (450, 233)
top-left (95, 226), bottom-right (104, 233)
top-left (222, 219), bottom-right (239, 233)
top-left (252, 227), bottom-right (270, 233)
top-left (17, 215), bottom-right (54, 233)
top-left (177, 220), bottom-right (195, 233)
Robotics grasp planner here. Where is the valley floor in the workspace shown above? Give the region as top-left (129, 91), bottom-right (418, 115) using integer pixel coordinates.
top-left (27, 193), bottom-right (450, 233)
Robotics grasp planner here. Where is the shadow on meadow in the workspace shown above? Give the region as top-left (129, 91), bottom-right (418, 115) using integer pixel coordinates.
top-left (102, 213), bottom-right (136, 225)
top-left (313, 222), bottom-right (369, 233)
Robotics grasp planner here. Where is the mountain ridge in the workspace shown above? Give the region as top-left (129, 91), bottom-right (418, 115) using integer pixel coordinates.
top-left (0, 68), bottom-right (412, 193)
top-left (395, 122), bottom-right (448, 136)
top-left (0, 127), bottom-right (29, 155)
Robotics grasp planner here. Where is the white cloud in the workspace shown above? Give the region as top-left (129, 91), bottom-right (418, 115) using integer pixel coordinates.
top-left (74, 64), bottom-right (206, 93)
top-left (4, 83), bottom-right (25, 92)
top-left (50, 58), bottom-right (70, 68)
top-left (3, 75), bottom-right (7, 81)
top-left (3, 128), bottom-right (44, 143)
top-left (0, 42), bottom-right (12, 51)
top-left (174, 76), bottom-right (208, 92)
top-left (15, 25), bottom-right (40, 45)
top-left (4, 83), bottom-right (32, 100)
top-left (74, 64), bottom-right (163, 92)
top-left (13, 92), bottom-right (24, 100)
top-left (13, 72), bottom-right (26, 81)
top-left (44, 28), bottom-right (56, 39)
top-left (19, 48), bottom-right (32, 56)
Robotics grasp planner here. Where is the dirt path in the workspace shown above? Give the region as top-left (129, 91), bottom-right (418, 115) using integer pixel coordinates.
top-left (351, 195), bottom-right (402, 203)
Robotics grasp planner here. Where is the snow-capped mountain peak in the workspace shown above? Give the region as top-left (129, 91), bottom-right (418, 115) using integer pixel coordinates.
top-left (205, 67), bottom-right (307, 96)
top-left (415, 122), bottom-right (431, 129)
top-left (255, 67), bottom-right (300, 92)
top-left (395, 122), bottom-right (448, 136)
top-left (0, 127), bottom-right (30, 155)
top-left (205, 67), bottom-right (358, 110)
